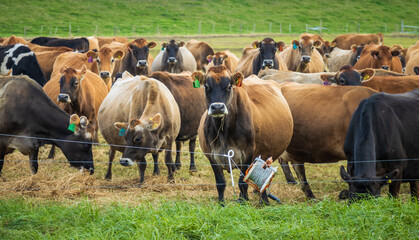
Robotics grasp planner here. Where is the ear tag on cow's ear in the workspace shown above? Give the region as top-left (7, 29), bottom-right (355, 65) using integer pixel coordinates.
top-left (387, 179), bottom-right (392, 184)
top-left (68, 123), bottom-right (76, 132)
top-left (279, 46), bottom-right (283, 52)
top-left (161, 46), bottom-right (165, 51)
top-left (293, 43), bottom-right (297, 50)
top-left (363, 75), bottom-right (370, 80)
top-left (88, 57), bottom-right (93, 63)
top-left (208, 58), bottom-right (211, 63)
top-left (119, 128), bottom-right (126, 137)
top-left (236, 78), bottom-right (243, 87)
top-left (193, 78), bottom-right (201, 88)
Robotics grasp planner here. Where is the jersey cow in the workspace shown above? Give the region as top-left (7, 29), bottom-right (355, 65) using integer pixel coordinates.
top-left (207, 50), bottom-right (239, 73)
top-left (328, 45), bottom-right (364, 72)
top-left (0, 44), bottom-right (46, 86)
top-left (331, 33), bottom-right (384, 50)
top-left (354, 44), bottom-right (402, 72)
top-left (195, 66), bottom-right (293, 204)
top-left (151, 40), bottom-right (197, 73)
top-left (186, 39), bottom-right (214, 72)
top-left (405, 41), bottom-right (419, 75)
top-left (236, 38), bottom-right (288, 77)
top-left (258, 68), bottom-right (335, 85)
top-left (50, 51), bottom-right (99, 78)
top-left (98, 73), bottom-right (181, 184)
top-left (341, 90), bottom-right (419, 201)
top-left (31, 37), bottom-right (89, 51)
top-left (0, 75), bottom-right (94, 175)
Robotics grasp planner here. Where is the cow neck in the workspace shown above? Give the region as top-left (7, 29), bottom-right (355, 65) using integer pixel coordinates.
top-left (296, 60), bottom-right (309, 73)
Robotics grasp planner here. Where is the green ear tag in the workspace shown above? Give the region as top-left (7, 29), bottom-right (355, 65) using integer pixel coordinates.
top-left (193, 79), bottom-right (201, 88)
top-left (161, 46), bottom-right (165, 51)
top-left (119, 128), bottom-right (126, 136)
top-left (68, 123), bottom-right (76, 132)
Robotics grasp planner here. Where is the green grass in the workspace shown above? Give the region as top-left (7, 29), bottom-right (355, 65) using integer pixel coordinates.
top-left (0, 0), bottom-right (418, 37)
top-left (1, 197), bottom-right (418, 239)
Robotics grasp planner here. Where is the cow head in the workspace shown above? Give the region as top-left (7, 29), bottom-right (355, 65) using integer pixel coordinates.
top-left (370, 45), bottom-right (400, 70)
top-left (57, 65), bottom-right (86, 103)
top-left (251, 38), bottom-right (285, 70)
top-left (162, 40), bottom-right (185, 72)
top-left (114, 113), bottom-right (162, 166)
top-left (192, 65), bottom-right (243, 118)
top-left (318, 41), bottom-right (332, 58)
top-left (59, 114), bottom-right (94, 174)
top-left (350, 44), bottom-right (365, 66)
top-left (321, 65), bottom-right (374, 86)
top-left (207, 52), bottom-right (228, 66)
top-left (94, 47), bottom-right (123, 81)
top-left (340, 166), bottom-right (399, 202)
top-left (291, 35), bottom-right (322, 63)
top-left (130, 38), bottom-right (156, 70)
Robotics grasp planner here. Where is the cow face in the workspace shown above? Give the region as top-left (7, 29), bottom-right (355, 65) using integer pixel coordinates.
top-left (60, 114), bottom-right (94, 174)
top-left (95, 47), bottom-right (123, 80)
top-left (252, 38), bottom-right (285, 69)
top-left (340, 166), bottom-right (399, 202)
top-left (129, 39), bottom-right (156, 70)
top-left (319, 41), bottom-right (332, 58)
top-left (162, 40), bottom-right (185, 66)
top-left (321, 66), bottom-right (374, 86)
top-left (192, 65), bottom-right (243, 118)
top-left (350, 44), bottom-right (365, 66)
top-left (370, 46), bottom-right (400, 70)
top-left (207, 52), bottom-right (228, 66)
top-left (292, 35), bottom-right (322, 63)
top-left (114, 114), bottom-right (162, 166)
top-left (58, 66), bottom-right (86, 103)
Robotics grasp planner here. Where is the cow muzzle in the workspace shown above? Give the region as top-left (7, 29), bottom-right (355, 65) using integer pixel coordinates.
top-left (57, 94), bottom-right (71, 103)
top-left (167, 57), bottom-right (177, 64)
top-left (120, 158), bottom-right (135, 166)
top-left (262, 59), bottom-right (274, 68)
top-left (382, 65), bottom-right (389, 70)
top-left (325, 53), bottom-right (330, 58)
top-left (137, 60), bottom-right (148, 68)
top-left (208, 102), bottom-right (228, 118)
top-left (100, 71), bottom-right (110, 79)
top-left (301, 55), bottom-right (311, 63)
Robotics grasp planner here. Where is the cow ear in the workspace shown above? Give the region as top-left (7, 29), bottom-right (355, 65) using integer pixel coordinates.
top-left (206, 55), bottom-right (213, 62)
top-left (291, 40), bottom-right (299, 49)
top-left (232, 72), bottom-right (244, 87)
top-left (114, 122), bottom-right (128, 131)
top-left (148, 42), bottom-right (156, 48)
top-left (222, 54), bottom-right (228, 59)
top-left (331, 41), bottom-right (337, 48)
top-left (113, 50), bottom-right (124, 60)
top-left (371, 51), bottom-right (379, 60)
top-left (320, 74), bottom-right (334, 85)
top-left (79, 116), bottom-right (89, 129)
top-left (313, 40), bottom-right (322, 48)
top-left (161, 42), bottom-right (167, 48)
top-left (276, 41), bottom-right (285, 52)
top-left (251, 40), bottom-right (260, 49)
top-left (360, 69), bottom-right (375, 81)
top-left (148, 113), bottom-right (162, 131)
top-left (68, 114), bottom-right (80, 133)
top-left (129, 119), bottom-right (141, 128)
top-left (351, 44), bottom-right (357, 53)
top-left (391, 50), bottom-right (400, 57)
top-left (380, 169), bottom-right (400, 185)
top-left (340, 166), bottom-right (352, 182)
top-left (60, 66), bottom-right (68, 75)
top-left (191, 71), bottom-right (205, 86)
top-left (178, 41), bottom-right (185, 47)
top-left (86, 50), bottom-right (97, 59)
top-left (414, 67), bottom-right (419, 75)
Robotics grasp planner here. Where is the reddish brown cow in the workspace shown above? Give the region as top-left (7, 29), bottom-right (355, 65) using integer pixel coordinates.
top-left (354, 44), bottom-right (401, 72)
top-left (186, 39), bottom-right (215, 72)
top-left (331, 33), bottom-right (384, 50)
top-left (206, 50), bottom-right (239, 73)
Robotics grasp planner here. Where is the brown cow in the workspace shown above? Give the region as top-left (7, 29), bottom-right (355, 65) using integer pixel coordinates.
top-left (87, 37), bottom-right (99, 50)
top-left (195, 65), bottom-right (293, 204)
top-left (354, 44), bottom-right (402, 72)
top-left (206, 50), bottom-right (239, 73)
top-left (305, 34), bottom-right (333, 68)
top-left (35, 48), bottom-right (74, 81)
top-left (186, 39), bottom-right (214, 72)
top-left (280, 83), bottom-right (377, 198)
top-left (236, 38), bottom-right (288, 78)
top-left (405, 41), bottom-right (419, 75)
top-left (331, 33), bottom-right (384, 50)
top-left (2, 35), bottom-right (28, 45)
top-left (391, 45), bottom-right (408, 72)
top-left (279, 34), bottom-right (324, 73)
top-left (97, 37), bottom-right (128, 48)
top-left (91, 46), bottom-right (124, 89)
top-left (150, 71), bottom-right (206, 172)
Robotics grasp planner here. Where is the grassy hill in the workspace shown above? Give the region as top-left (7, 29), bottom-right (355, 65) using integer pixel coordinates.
top-left (0, 0), bottom-right (418, 37)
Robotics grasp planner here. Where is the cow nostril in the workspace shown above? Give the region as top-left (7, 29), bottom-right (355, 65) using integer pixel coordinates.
top-left (382, 66), bottom-right (389, 70)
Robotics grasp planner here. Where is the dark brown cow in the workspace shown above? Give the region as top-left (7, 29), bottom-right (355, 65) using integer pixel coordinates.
top-left (186, 39), bottom-right (214, 72)
top-left (280, 83), bottom-right (377, 198)
top-left (354, 44), bottom-right (402, 72)
top-left (206, 50), bottom-right (239, 73)
top-left (195, 65), bottom-right (293, 204)
top-left (150, 71), bottom-right (206, 172)
top-left (331, 33), bottom-right (384, 50)
top-left (279, 34), bottom-right (324, 73)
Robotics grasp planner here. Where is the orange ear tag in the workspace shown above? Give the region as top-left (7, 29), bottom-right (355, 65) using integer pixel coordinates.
top-left (236, 78), bottom-right (243, 87)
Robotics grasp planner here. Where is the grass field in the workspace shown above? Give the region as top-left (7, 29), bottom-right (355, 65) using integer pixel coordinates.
top-left (0, 0), bottom-right (418, 37)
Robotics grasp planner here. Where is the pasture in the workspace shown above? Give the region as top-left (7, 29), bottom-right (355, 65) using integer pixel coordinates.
top-left (1, 34), bottom-right (419, 238)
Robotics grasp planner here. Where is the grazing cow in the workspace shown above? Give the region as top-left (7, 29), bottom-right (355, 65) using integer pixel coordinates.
top-left (111, 38), bottom-right (156, 78)
top-left (279, 34), bottom-right (324, 73)
top-left (405, 41), bottom-right (419, 75)
top-left (50, 51), bottom-right (99, 78)
top-left (43, 65), bottom-right (108, 145)
top-left (30, 37), bottom-right (89, 51)
top-left (280, 83), bottom-right (377, 198)
top-left (331, 33), bottom-right (384, 50)
top-left (341, 90), bottom-right (419, 201)
top-left (98, 73), bottom-right (181, 183)
top-left (150, 71), bottom-right (206, 172)
top-left (195, 66), bottom-right (293, 204)
top-left (0, 75), bottom-right (94, 175)
top-left (258, 68), bottom-right (335, 85)
top-left (35, 48), bottom-right (74, 81)
top-left (236, 38), bottom-right (288, 77)
top-left (97, 37), bottom-right (128, 48)
top-left (0, 44), bottom-right (46, 86)
top-left (151, 40), bottom-right (197, 73)
top-left (354, 44), bottom-right (402, 72)
top-left (186, 39), bottom-right (214, 72)
top-left (207, 50), bottom-right (239, 73)
top-left (328, 45), bottom-right (364, 72)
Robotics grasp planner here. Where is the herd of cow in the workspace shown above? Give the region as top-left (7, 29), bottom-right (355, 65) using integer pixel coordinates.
top-left (0, 33), bottom-right (419, 204)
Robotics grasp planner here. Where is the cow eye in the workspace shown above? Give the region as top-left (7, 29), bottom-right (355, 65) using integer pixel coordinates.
top-left (339, 79), bottom-right (346, 85)
top-left (74, 81), bottom-right (78, 86)
top-left (204, 84), bottom-right (210, 92)
top-left (134, 137), bottom-right (142, 143)
top-left (111, 58), bottom-right (115, 63)
top-left (96, 58), bottom-right (100, 63)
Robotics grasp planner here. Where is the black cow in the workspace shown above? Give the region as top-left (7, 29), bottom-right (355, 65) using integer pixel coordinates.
top-left (251, 38), bottom-right (285, 74)
top-left (0, 44), bottom-right (46, 86)
top-left (341, 90), bottom-right (419, 201)
top-left (31, 37), bottom-right (89, 51)
top-left (0, 75), bottom-right (94, 175)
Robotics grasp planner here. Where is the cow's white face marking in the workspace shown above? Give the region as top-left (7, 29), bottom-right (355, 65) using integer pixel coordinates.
top-left (0, 44), bottom-right (34, 75)
top-left (134, 125), bottom-right (144, 132)
top-left (120, 157), bottom-right (135, 166)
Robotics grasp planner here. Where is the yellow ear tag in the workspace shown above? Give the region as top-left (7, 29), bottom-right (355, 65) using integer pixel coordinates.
top-left (253, 45), bottom-right (257, 49)
top-left (363, 75), bottom-right (370, 80)
top-left (387, 179), bottom-right (392, 184)
top-left (150, 118), bottom-right (159, 129)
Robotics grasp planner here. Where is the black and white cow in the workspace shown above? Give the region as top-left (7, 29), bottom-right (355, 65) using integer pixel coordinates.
top-left (341, 90), bottom-right (419, 201)
top-left (0, 44), bottom-right (46, 86)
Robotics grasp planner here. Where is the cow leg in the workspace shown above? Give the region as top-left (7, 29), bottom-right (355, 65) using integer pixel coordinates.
top-left (292, 163), bottom-right (316, 199)
top-left (175, 141), bottom-right (181, 170)
top-left (165, 139), bottom-right (175, 182)
top-left (152, 153), bottom-right (160, 175)
top-left (105, 148), bottom-right (116, 180)
top-left (48, 145), bottom-right (56, 159)
top-left (210, 163), bottom-right (226, 203)
top-left (0, 146), bottom-right (5, 177)
top-left (189, 137), bottom-right (197, 172)
top-left (410, 181), bottom-right (419, 199)
top-left (388, 181), bottom-right (401, 198)
top-left (260, 191), bottom-right (270, 206)
top-left (279, 157), bottom-right (297, 184)
top-left (29, 148), bottom-right (39, 174)
top-left (138, 157), bottom-right (147, 185)
top-left (238, 173), bottom-right (249, 202)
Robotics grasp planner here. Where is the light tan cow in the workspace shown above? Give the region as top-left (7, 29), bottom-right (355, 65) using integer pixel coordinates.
top-left (331, 33), bottom-right (384, 50)
top-left (405, 41), bottom-right (419, 75)
top-left (50, 51), bottom-right (99, 78)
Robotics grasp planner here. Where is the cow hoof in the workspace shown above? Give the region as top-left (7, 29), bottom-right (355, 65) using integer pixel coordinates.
top-left (258, 200), bottom-right (270, 207)
top-left (105, 174), bottom-right (112, 181)
top-left (152, 171), bottom-right (160, 176)
top-left (189, 166), bottom-right (197, 172)
top-left (236, 198), bottom-right (248, 205)
top-left (339, 189), bottom-right (350, 199)
top-left (175, 164), bottom-right (181, 170)
top-left (167, 177), bottom-right (175, 184)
